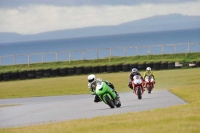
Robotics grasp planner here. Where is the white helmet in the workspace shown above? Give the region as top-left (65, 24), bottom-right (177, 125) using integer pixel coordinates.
top-left (131, 68), bottom-right (138, 73)
top-left (146, 67), bottom-right (151, 71)
top-left (87, 74), bottom-right (96, 83)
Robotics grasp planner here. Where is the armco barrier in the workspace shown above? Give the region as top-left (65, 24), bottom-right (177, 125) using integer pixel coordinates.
top-left (0, 73), bottom-right (3, 81)
top-left (168, 62), bottom-right (175, 69)
top-left (146, 62), bottom-right (153, 69)
top-left (19, 71), bottom-right (27, 80)
top-left (52, 68), bottom-right (60, 77)
top-left (27, 70), bottom-right (36, 79)
top-left (84, 66), bottom-right (92, 74)
top-left (43, 69), bottom-right (52, 77)
top-left (197, 60), bottom-right (200, 67)
top-left (92, 66), bottom-right (99, 73)
top-left (153, 62), bottom-right (161, 70)
top-left (122, 64), bottom-right (130, 72)
top-left (129, 63), bottom-right (138, 71)
top-left (161, 62), bottom-right (168, 69)
top-left (76, 66), bottom-right (83, 75)
top-left (1, 61), bottom-right (200, 82)
top-left (138, 62), bottom-right (146, 70)
top-left (68, 67), bottom-right (76, 75)
top-left (11, 71), bottom-right (19, 80)
top-left (60, 68), bottom-right (68, 76)
top-left (114, 64), bottom-right (122, 72)
top-left (35, 69), bottom-right (44, 78)
top-left (3, 72), bottom-right (11, 81)
top-left (107, 65), bottom-right (114, 73)
top-left (99, 65), bottom-right (107, 73)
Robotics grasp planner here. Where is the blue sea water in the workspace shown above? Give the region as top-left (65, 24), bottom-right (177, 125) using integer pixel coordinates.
top-left (0, 28), bottom-right (200, 65)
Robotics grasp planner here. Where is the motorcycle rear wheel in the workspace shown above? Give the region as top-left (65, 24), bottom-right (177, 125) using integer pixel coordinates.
top-left (115, 99), bottom-right (121, 108)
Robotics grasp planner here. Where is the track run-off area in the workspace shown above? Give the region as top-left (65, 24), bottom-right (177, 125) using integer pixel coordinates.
top-left (0, 90), bottom-right (186, 128)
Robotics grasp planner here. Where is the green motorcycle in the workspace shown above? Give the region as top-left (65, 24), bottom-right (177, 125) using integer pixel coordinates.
top-left (95, 81), bottom-right (121, 108)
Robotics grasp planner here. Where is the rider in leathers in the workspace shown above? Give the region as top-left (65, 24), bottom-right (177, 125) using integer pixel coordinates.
top-left (128, 68), bottom-right (145, 92)
top-left (143, 67), bottom-right (156, 88)
top-left (88, 74), bottom-right (119, 102)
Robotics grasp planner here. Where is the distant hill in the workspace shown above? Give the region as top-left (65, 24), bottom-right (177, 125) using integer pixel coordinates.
top-left (0, 14), bottom-right (200, 43)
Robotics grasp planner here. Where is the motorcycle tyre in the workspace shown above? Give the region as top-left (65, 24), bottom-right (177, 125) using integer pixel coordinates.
top-left (104, 95), bottom-right (115, 108)
top-left (148, 86), bottom-right (152, 94)
top-left (115, 99), bottom-right (121, 108)
top-left (137, 88), bottom-right (142, 99)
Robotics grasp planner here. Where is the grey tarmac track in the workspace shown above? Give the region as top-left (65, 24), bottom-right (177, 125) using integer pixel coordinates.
top-left (0, 90), bottom-right (186, 128)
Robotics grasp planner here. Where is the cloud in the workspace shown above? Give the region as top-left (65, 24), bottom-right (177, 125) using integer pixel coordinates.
top-left (0, 0), bottom-right (199, 7)
top-left (0, 1), bottom-right (200, 34)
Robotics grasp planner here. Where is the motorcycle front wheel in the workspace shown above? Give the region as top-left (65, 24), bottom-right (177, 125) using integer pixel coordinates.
top-left (137, 87), bottom-right (142, 99)
top-left (104, 95), bottom-right (115, 108)
top-left (148, 85), bottom-right (152, 94)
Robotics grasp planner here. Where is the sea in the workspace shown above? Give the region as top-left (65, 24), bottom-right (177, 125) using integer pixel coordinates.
top-left (0, 28), bottom-right (200, 65)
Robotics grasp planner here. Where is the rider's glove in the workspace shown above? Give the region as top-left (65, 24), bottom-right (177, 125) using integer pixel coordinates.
top-left (90, 90), bottom-right (96, 95)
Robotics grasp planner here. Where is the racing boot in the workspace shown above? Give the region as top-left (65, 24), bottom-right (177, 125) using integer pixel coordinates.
top-left (94, 95), bottom-right (101, 103)
top-left (114, 97), bottom-right (121, 107)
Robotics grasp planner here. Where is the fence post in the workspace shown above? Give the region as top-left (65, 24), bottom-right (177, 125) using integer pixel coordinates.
top-left (56, 52), bottom-right (58, 62)
top-left (162, 45), bottom-right (164, 54)
top-left (135, 46), bottom-right (138, 56)
top-left (109, 47), bottom-right (112, 61)
top-left (148, 46), bottom-right (151, 54)
top-left (0, 56), bottom-right (2, 66)
top-left (14, 55), bottom-right (16, 65)
top-left (188, 43), bottom-right (190, 53)
top-left (96, 49), bottom-right (99, 59)
top-left (174, 44), bottom-right (177, 54)
top-left (124, 47), bottom-right (126, 57)
top-left (82, 50), bottom-right (85, 60)
top-left (41, 53), bottom-right (44, 63)
top-left (147, 46), bottom-right (151, 58)
top-left (68, 51), bottom-right (71, 63)
top-left (28, 54), bottom-right (30, 67)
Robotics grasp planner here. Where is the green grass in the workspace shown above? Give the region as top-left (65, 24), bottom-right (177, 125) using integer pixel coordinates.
top-left (0, 52), bottom-right (200, 73)
top-left (0, 68), bottom-right (200, 99)
top-left (0, 68), bottom-right (200, 133)
top-left (0, 104), bottom-right (21, 108)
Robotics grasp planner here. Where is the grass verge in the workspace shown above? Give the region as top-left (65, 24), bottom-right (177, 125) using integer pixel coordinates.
top-left (0, 104), bottom-right (21, 108)
top-left (0, 68), bottom-right (200, 133)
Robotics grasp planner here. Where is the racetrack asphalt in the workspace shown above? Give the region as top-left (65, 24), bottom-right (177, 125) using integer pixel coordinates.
top-left (0, 90), bottom-right (186, 128)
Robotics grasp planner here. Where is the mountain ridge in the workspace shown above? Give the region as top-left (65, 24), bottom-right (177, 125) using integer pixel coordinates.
top-left (1, 14), bottom-right (200, 43)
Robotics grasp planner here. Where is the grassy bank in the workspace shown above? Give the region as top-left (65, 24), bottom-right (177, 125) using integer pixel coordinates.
top-left (0, 52), bottom-right (200, 73)
top-left (0, 68), bottom-right (200, 133)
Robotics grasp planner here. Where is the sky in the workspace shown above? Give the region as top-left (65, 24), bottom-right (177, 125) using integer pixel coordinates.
top-left (0, 0), bottom-right (200, 35)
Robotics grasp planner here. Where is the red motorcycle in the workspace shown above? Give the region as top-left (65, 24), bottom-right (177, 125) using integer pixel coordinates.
top-left (145, 75), bottom-right (154, 94)
top-left (132, 75), bottom-right (144, 99)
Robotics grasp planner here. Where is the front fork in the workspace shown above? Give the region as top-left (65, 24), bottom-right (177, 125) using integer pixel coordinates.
top-left (145, 82), bottom-right (154, 90)
top-left (133, 85), bottom-right (144, 95)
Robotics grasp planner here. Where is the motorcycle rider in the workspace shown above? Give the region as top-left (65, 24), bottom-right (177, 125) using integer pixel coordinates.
top-left (128, 68), bottom-right (145, 92)
top-left (143, 67), bottom-right (156, 88)
top-left (87, 74), bottom-right (120, 103)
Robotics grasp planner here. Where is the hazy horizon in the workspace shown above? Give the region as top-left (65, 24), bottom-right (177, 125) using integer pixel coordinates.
top-left (0, 0), bottom-right (200, 34)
